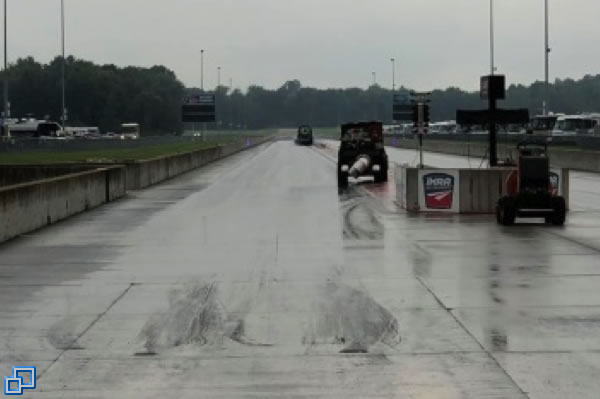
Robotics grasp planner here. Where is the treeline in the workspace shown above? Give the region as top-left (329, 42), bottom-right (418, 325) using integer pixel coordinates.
top-left (3, 57), bottom-right (600, 134)
top-left (1, 57), bottom-right (184, 134)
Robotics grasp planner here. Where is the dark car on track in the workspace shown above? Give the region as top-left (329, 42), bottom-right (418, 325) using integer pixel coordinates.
top-left (295, 125), bottom-right (313, 146)
top-left (337, 121), bottom-right (389, 188)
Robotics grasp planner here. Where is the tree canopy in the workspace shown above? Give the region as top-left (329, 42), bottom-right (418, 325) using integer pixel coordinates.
top-left (2, 57), bottom-right (184, 135)
top-left (3, 57), bottom-right (600, 134)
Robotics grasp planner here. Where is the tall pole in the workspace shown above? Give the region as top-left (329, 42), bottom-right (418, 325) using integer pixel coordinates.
top-left (229, 77), bottom-right (233, 132)
top-left (3, 0), bottom-right (8, 125)
top-left (391, 58), bottom-right (396, 92)
top-left (217, 66), bottom-right (221, 88)
top-left (61, 0), bottom-right (66, 128)
top-left (200, 49), bottom-right (204, 92)
top-left (544, 0), bottom-right (550, 115)
top-left (490, 0), bottom-right (495, 75)
top-left (200, 49), bottom-right (205, 141)
top-left (372, 72), bottom-right (376, 86)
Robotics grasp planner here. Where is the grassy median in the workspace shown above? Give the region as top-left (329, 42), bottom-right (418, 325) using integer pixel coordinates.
top-left (0, 136), bottom-right (262, 165)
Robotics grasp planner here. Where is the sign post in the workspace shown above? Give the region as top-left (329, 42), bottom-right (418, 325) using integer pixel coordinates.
top-left (410, 92), bottom-right (431, 169)
top-left (457, 75), bottom-right (529, 167)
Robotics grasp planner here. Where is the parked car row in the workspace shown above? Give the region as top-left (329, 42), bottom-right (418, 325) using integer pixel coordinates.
top-left (0, 119), bottom-right (140, 140)
top-left (385, 113), bottom-right (600, 137)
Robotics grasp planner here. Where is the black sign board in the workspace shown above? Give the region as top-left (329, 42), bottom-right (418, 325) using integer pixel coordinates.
top-left (481, 75), bottom-right (505, 100)
top-left (457, 109), bottom-right (529, 125)
top-left (182, 94), bottom-right (216, 123)
top-left (458, 75), bottom-right (527, 166)
top-left (393, 94), bottom-right (412, 121)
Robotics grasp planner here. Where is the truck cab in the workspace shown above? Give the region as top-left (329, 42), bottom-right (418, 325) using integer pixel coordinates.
top-left (337, 121), bottom-right (388, 188)
top-left (295, 125), bottom-right (313, 145)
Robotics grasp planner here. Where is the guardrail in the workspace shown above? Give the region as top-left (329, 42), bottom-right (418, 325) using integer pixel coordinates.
top-left (384, 132), bottom-right (600, 150)
top-left (385, 135), bottom-right (600, 173)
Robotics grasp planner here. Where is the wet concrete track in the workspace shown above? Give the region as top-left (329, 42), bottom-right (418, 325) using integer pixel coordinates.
top-left (1, 140), bottom-right (600, 398)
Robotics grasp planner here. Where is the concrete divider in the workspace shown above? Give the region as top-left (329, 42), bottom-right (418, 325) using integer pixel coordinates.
top-left (0, 137), bottom-right (272, 243)
top-left (125, 137), bottom-right (272, 190)
top-left (0, 165), bottom-right (93, 186)
top-left (395, 163), bottom-right (570, 214)
top-left (0, 166), bottom-right (126, 243)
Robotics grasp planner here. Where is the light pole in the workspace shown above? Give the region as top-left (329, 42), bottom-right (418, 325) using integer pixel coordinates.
top-left (61, 0), bottom-right (66, 128)
top-left (490, 0), bottom-right (495, 75)
top-left (3, 0), bottom-right (8, 125)
top-left (391, 58), bottom-right (396, 92)
top-left (229, 77), bottom-right (233, 131)
top-left (544, 0), bottom-right (550, 115)
top-left (217, 66), bottom-right (221, 88)
top-left (200, 49), bottom-right (204, 92)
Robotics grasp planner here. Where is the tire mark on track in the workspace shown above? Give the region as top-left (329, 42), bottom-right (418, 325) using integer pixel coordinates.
top-left (39, 282), bottom-right (136, 380)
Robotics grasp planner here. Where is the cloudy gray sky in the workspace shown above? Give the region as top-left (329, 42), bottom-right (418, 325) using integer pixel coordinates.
top-left (7, 0), bottom-right (599, 91)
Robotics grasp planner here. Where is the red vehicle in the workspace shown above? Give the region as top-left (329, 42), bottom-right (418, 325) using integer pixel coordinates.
top-left (496, 142), bottom-right (566, 226)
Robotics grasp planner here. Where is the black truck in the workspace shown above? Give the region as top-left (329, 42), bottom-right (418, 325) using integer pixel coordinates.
top-left (337, 121), bottom-right (389, 189)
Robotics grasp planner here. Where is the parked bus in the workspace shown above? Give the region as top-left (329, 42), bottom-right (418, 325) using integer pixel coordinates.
top-left (528, 114), bottom-right (599, 137)
top-left (120, 123), bottom-right (140, 139)
top-left (529, 114), bottom-right (560, 136)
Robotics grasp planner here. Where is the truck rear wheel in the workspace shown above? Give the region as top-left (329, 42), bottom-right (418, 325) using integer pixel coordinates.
top-left (374, 170), bottom-right (388, 183)
top-left (496, 196), bottom-right (516, 226)
top-left (338, 169), bottom-right (349, 189)
top-left (550, 196), bottom-right (566, 226)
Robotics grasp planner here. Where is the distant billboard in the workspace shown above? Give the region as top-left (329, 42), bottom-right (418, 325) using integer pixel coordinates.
top-left (182, 94), bottom-right (216, 123)
top-left (393, 93), bottom-right (412, 121)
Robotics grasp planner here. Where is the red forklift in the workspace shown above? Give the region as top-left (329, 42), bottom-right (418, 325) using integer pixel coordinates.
top-left (496, 142), bottom-right (566, 226)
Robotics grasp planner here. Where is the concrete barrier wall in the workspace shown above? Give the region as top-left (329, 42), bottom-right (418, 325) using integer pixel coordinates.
top-left (394, 165), bottom-right (420, 212)
top-left (0, 137), bottom-right (271, 243)
top-left (385, 136), bottom-right (600, 172)
top-left (126, 137), bottom-right (272, 190)
top-left (395, 164), bottom-right (570, 214)
top-left (0, 165), bottom-right (93, 187)
top-left (459, 169), bottom-right (511, 213)
top-left (0, 166), bottom-right (126, 243)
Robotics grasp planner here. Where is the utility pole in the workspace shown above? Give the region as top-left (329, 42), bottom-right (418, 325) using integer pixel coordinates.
top-left (411, 92), bottom-right (432, 169)
top-left (544, 0), bottom-right (550, 115)
top-left (61, 0), bottom-right (66, 128)
top-left (391, 58), bottom-right (396, 92)
top-left (200, 49), bottom-right (205, 141)
top-left (3, 0), bottom-right (8, 129)
top-left (490, 0), bottom-right (495, 75)
top-left (200, 49), bottom-right (204, 91)
top-left (217, 66), bottom-right (221, 88)
top-left (229, 77), bottom-right (233, 132)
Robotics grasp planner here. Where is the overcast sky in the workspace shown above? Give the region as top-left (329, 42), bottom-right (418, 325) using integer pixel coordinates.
top-left (7, 0), bottom-right (600, 91)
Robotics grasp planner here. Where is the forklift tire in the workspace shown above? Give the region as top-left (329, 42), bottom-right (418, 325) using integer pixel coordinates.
top-left (549, 196), bottom-right (566, 226)
top-left (338, 170), bottom-right (349, 189)
top-left (496, 196), bottom-right (516, 226)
